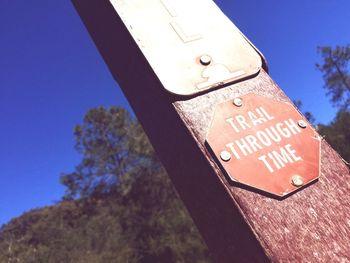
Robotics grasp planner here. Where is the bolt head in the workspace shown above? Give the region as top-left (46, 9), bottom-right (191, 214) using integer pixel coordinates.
top-left (298, 120), bottom-right (307, 128)
top-left (233, 98), bottom-right (243, 107)
top-left (199, 55), bottom-right (211, 66)
top-left (220, 151), bottom-right (231, 162)
top-left (291, 175), bottom-right (304, 187)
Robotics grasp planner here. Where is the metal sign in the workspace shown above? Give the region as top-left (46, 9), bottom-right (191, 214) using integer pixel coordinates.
top-left (206, 94), bottom-right (321, 197)
top-left (110, 0), bottom-right (262, 96)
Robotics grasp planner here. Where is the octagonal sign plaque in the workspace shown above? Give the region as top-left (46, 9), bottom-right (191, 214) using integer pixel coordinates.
top-left (206, 94), bottom-right (321, 197)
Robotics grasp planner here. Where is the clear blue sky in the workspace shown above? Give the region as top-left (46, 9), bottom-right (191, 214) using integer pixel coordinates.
top-left (0, 0), bottom-right (349, 225)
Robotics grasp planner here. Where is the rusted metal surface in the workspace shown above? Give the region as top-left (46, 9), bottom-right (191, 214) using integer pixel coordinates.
top-left (206, 93), bottom-right (321, 197)
top-left (72, 0), bottom-right (350, 262)
top-left (109, 0), bottom-right (262, 96)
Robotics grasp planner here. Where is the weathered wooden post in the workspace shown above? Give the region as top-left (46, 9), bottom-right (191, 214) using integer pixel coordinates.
top-left (72, 0), bottom-right (350, 262)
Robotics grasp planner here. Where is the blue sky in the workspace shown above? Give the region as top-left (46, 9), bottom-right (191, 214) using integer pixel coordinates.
top-left (0, 0), bottom-right (349, 225)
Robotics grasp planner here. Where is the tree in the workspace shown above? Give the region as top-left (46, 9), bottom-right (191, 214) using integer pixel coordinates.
top-left (60, 106), bottom-right (210, 262)
top-left (293, 99), bottom-right (316, 124)
top-left (0, 106), bottom-right (211, 262)
top-left (60, 107), bottom-right (159, 199)
top-left (316, 45), bottom-right (350, 163)
top-left (318, 110), bottom-right (350, 163)
top-left (316, 45), bottom-right (350, 110)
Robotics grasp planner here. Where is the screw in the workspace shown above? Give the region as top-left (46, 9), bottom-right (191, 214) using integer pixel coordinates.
top-left (298, 120), bottom-right (307, 128)
top-left (220, 151), bottom-right (231, 162)
top-left (291, 175), bottom-right (304, 187)
top-left (199, 55), bottom-right (212, 66)
top-left (233, 98), bottom-right (243, 107)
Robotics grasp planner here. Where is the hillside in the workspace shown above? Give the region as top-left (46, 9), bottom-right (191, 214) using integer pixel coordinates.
top-left (0, 187), bottom-right (210, 262)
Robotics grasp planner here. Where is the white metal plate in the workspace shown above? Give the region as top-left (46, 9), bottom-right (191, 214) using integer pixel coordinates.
top-left (110, 0), bottom-right (262, 96)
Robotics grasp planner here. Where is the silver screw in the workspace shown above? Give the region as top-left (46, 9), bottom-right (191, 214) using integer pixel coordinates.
top-left (199, 55), bottom-right (212, 66)
top-left (233, 98), bottom-right (243, 107)
top-left (298, 120), bottom-right (307, 128)
top-left (220, 151), bottom-right (231, 162)
top-left (291, 175), bottom-right (304, 187)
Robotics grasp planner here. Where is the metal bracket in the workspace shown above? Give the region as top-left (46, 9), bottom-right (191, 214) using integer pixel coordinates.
top-left (110, 0), bottom-right (264, 96)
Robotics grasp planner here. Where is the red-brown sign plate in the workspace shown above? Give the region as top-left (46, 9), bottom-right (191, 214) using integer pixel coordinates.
top-left (206, 94), bottom-right (321, 197)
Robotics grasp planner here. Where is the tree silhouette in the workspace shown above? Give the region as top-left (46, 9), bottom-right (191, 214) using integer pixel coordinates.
top-left (317, 45), bottom-right (350, 163)
top-left (0, 106), bottom-right (211, 262)
top-left (316, 45), bottom-right (350, 110)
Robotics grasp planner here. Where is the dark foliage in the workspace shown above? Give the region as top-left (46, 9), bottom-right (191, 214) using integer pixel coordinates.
top-left (2, 44), bottom-right (349, 262)
top-left (316, 45), bottom-right (350, 163)
top-left (293, 99), bottom-right (316, 124)
top-left (316, 45), bottom-right (350, 109)
top-left (318, 110), bottom-right (350, 163)
top-left (0, 107), bottom-right (211, 262)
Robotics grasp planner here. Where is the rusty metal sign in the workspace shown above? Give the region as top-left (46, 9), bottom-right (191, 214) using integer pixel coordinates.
top-left (206, 94), bottom-right (321, 197)
top-left (110, 0), bottom-right (262, 96)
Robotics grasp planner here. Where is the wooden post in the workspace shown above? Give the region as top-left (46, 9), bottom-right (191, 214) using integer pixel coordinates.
top-left (72, 0), bottom-right (350, 262)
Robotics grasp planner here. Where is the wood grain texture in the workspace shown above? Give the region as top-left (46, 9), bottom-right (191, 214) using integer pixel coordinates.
top-left (175, 70), bottom-right (350, 262)
top-left (72, 0), bottom-right (350, 262)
